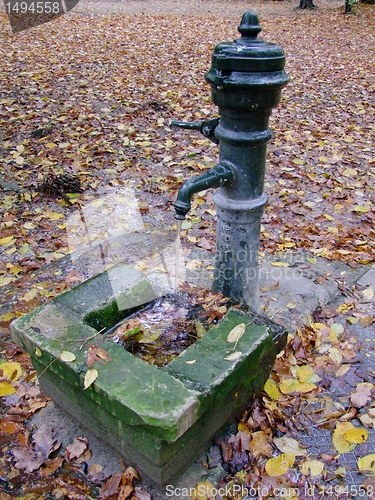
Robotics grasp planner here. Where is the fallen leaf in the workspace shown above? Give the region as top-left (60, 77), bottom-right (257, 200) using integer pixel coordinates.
top-left (84, 369), bottom-right (98, 389)
top-left (0, 361), bottom-right (22, 381)
top-left (87, 346), bottom-right (111, 368)
top-left (65, 437), bottom-right (89, 462)
top-left (358, 454), bottom-right (375, 476)
top-left (350, 383), bottom-right (374, 408)
top-left (295, 364), bottom-right (321, 383)
top-left (265, 453), bottom-right (295, 477)
top-left (249, 430), bottom-right (273, 458)
top-left (359, 414), bottom-right (375, 429)
top-left (344, 427), bottom-right (369, 444)
top-left (279, 378), bottom-right (316, 394)
top-left (191, 481), bottom-right (216, 500)
top-left (0, 381), bottom-right (16, 396)
top-left (224, 351), bottom-right (242, 361)
top-left (273, 436), bottom-right (307, 456)
top-left (12, 447), bottom-right (44, 473)
top-left (263, 379), bottom-right (281, 400)
top-left (60, 351), bottom-right (76, 362)
top-left (301, 459), bottom-right (325, 477)
top-left (363, 286), bottom-right (374, 300)
top-left (227, 323), bottom-right (246, 343)
top-left (332, 422), bottom-right (357, 454)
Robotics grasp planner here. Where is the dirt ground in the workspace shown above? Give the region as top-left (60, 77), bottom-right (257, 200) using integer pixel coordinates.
top-left (67, 0), bottom-right (343, 17)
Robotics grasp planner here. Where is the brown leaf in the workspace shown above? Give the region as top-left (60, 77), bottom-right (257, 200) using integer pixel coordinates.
top-left (133, 487), bottom-right (152, 500)
top-left (65, 437), bottom-right (89, 462)
top-left (12, 447), bottom-right (44, 473)
top-left (249, 430), bottom-right (273, 459)
top-left (33, 424), bottom-right (60, 457)
top-left (87, 346), bottom-right (111, 368)
top-left (350, 383), bottom-right (373, 408)
top-left (99, 474), bottom-right (122, 498)
top-left (39, 456), bottom-right (64, 477)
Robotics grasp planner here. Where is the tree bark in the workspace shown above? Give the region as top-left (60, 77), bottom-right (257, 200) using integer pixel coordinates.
top-left (299, 0), bottom-right (316, 8)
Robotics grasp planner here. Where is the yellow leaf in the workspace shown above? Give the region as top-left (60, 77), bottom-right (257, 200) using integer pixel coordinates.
top-left (0, 277), bottom-right (15, 287)
top-left (0, 236), bottom-right (14, 246)
top-left (60, 351), bottom-right (76, 362)
top-left (279, 378), bottom-right (316, 394)
top-left (8, 265), bottom-right (23, 276)
top-left (0, 381), bottom-right (16, 396)
top-left (84, 369), bottom-right (98, 389)
top-left (359, 413), bottom-right (375, 429)
top-left (353, 205), bottom-right (370, 213)
top-left (273, 437), bottom-right (306, 456)
top-left (185, 360), bottom-right (196, 365)
top-left (190, 481), bottom-right (216, 500)
top-left (265, 453), bottom-right (295, 477)
top-left (44, 210), bottom-right (64, 220)
top-left (0, 361), bottom-right (22, 381)
top-left (264, 379), bottom-right (280, 400)
top-left (23, 222), bottom-right (37, 230)
top-left (358, 454), bottom-right (375, 476)
top-left (343, 135), bottom-right (354, 143)
top-left (224, 352), bottom-right (242, 361)
top-left (363, 287), bottom-right (374, 300)
top-left (23, 288), bottom-right (40, 302)
top-left (332, 422), bottom-right (357, 454)
top-left (227, 323), bottom-right (246, 343)
top-left (328, 346), bottom-right (343, 364)
top-left (343, 168), bottom-right (357, 176)
top-left (271, 261), bottom-right (289, 267)
top-left (319, 155), bottom-right (328, 163)
top-left (301, 459), bottom-right (325, 477)
top-left (336, 364), bottom-right (351, 377)
top-left (185, 260), bottom-right (202, 270)
top-left (35, 347), bottom-right (42, 357)
top-left (307, 256), bottom-right (317, 264)
top-left (344, 427), bottom-right (369, 444)
top-left (295, 365), bottom-right (321, 383)
top-left (0, 312), bottom-right (14, 323)
top-left (334, 466), bottom-right (347, 477)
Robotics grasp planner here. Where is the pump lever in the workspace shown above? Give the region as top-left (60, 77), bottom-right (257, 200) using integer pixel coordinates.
top-left (169, 118), bottom-right (219, 145)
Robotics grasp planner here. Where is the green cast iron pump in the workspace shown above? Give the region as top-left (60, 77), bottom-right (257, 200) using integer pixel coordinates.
top-left (171, 11), bottom-right (289, 311)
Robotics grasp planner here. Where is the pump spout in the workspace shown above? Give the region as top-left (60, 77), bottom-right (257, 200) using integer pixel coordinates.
top-left (174, 162), bottom-right (235, 220)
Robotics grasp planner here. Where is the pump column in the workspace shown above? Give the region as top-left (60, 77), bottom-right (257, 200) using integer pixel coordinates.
top-left (205, 11), bottom-right (289, 310)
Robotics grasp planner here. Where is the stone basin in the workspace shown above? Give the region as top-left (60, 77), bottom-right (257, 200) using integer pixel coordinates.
top-left (11, 263), bottom-right (287, 485)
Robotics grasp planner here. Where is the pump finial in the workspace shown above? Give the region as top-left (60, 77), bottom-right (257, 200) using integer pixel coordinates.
top-left (238, 11), bottom-right (262, 38)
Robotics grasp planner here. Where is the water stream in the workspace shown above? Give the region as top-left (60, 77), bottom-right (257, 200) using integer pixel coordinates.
top-left (175, 220), bottom-right (181, 294)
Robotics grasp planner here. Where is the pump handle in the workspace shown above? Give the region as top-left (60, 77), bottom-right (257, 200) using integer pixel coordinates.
top-left (169, 118), bottom-right (219, 145)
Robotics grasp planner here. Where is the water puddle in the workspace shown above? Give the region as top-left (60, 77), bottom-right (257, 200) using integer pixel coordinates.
top-left (105, 283), bottom-right (230, 367)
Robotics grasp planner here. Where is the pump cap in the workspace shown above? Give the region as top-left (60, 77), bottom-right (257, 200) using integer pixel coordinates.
top-left (210, 11), bottom-right (285, 73)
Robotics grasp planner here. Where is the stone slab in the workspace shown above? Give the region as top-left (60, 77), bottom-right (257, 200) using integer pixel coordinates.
top-left (11, 263), bottom-right (286, 484)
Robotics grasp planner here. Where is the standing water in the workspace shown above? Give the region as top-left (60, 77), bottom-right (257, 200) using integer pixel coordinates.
top-left (175, 220), bottom-right (181, 294)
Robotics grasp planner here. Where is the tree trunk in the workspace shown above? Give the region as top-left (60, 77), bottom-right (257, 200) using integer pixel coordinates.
top-left (299, 0), bottom-right (316, 8)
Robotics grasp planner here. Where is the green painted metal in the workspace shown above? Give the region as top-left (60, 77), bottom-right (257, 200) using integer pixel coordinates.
top-left (173, 11), bottom-right (289, 310)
